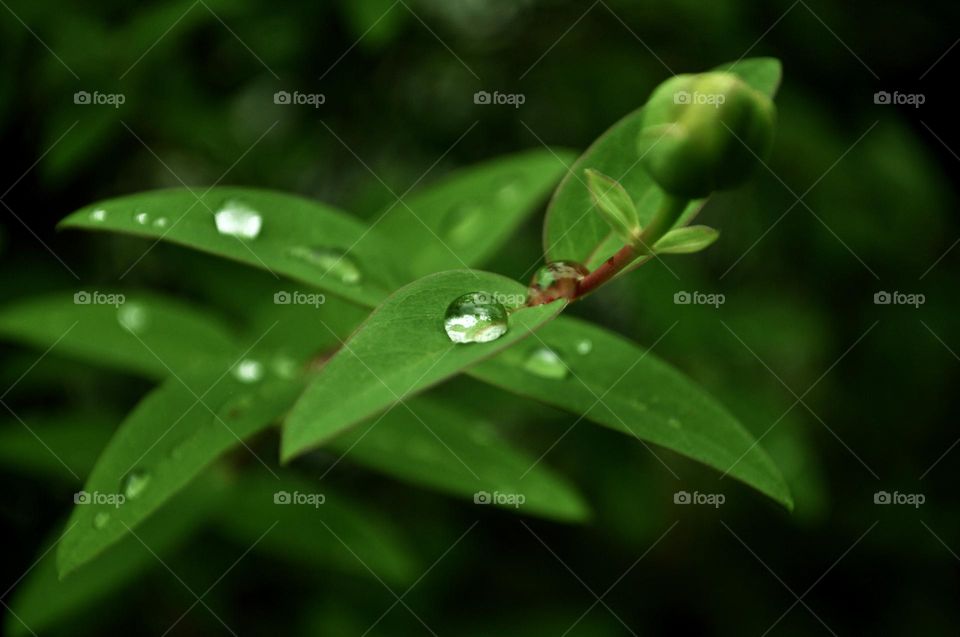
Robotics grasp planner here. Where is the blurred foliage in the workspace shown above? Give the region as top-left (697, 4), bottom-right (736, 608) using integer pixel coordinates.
top-left (2, 0), bottom-right (959, 635)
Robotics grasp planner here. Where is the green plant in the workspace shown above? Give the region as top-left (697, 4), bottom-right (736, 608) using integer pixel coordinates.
top-left (2, 57), bottom-right (787, 632)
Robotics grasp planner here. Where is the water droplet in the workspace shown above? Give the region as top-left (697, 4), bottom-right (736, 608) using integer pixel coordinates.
top-left (441, 203), bottom-right (486, 245)
top-left (575, 339), bottom-right (593, 355)
top-left (122, 470), bottom-right (151, 500)
top-left (117, 303), bottom-right (148, 333)
top-left (523, 347), bottom-right (569, 380)
top-left (89, 209), bottom-right (107, 222)
top-left (667, 417), bottom-right (682, 429)
top-left (271, 356), bottom-right (299, 379)
top-left (496, 179), bottom-right (523, 204)
top-left (134, 211), bottom-right (150, 225)
top-left (232, 359), bottom-right (264, 383)
top-left (287, 246), bottom-right (361, 284)
top-left (215, 200), bottom-right (262, 239)
top-left (152, 216), bottom-right (169, 229)
top-left (93, 511), bottom-right (110, 529)
top-left (527, 261), bottom-right (589, 305)
top-left (169, 441), bottom-right (186, 460)
top-left (443, 292), bottom-right (509, 344)
top-left (469, 427), bottom-right (496, 445)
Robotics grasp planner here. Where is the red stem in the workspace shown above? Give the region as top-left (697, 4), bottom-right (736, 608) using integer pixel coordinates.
top-left (573, 243), bottom-right (638, 299)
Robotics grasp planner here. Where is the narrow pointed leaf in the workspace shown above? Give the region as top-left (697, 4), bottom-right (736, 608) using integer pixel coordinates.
top-left (282, 270), bottom-right (564, 460)
top-left (468, 316), bottom-right (792, 508)
top-left (58, 187), bottom-right (404, 307)
top-left (584, 168), bottom-right (640, 244)
top-left (543, 57), bottom-right (782, 269)
top-left (0, 292), bottom-right (236, 379)
top-left (653, 225), bottom-right (720, 254)
top-left (328, 395), bottom-right (589, 522)
top-left (56, 363), bottom-right (304, 577)
top-left (371, 149), bottom-right (575, 281)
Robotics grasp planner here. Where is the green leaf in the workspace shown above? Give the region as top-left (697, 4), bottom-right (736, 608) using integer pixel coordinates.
top-left (56, 361), bottom-right (304, 577)
top-left (370, 149), bottom-right (575, 281)
top-left (7, 474), bottom-right (224, 637)
top-left (715, 57), bottom-right (783, 96)
top-left (543, 57), bottom-right (782, 270)
top-left (214, 473), bottom-right (419, 585)
top-left (282, 270), bottom-right (565, 461)
top-left (327, 395), bottom-right (589, 522)
top-left (0, 291), bottom-right (237, 380)
top-left (584, 168), bottom-right (640, 244)
top-left (468, 316), bottom-right (792, 508)
top-left (58, 187), bottom-right (404, 307)
top-left (653, 225), bottom-right (720, 254)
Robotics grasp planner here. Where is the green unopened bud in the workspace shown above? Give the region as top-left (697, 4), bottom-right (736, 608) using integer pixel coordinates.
top-left (637, 71), bottom-right (776, 199)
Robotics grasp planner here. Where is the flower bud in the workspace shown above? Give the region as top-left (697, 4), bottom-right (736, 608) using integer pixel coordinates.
top-left (636, 72), bottom-right (776, 198)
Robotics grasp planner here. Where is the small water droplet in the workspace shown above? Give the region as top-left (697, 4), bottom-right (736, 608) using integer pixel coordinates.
top-left (93, 511), bottom-right (110, 529)
top-left (469, 427), bottom-right (496, 445)
top-left (496, 178), bottom-right (524, 205)
top-left (527, 260), bottom-right (589, 305)
top-left (287, 246), bottom-right (361, 284)
top-left (117, 303), bottom-right (148, 333)
top-left (215, 200), bottom-right (262, 239)
top-left (443, 292), bottom-right (509, 344)
top-left (441, 203), bottom-right (486, 245)
top-left (134, 211), bottom-right (150, 225)
top-left (575, 339), bottom-right (593, 355)
top-left (232, 359), bottom-right (264, 383)
top-left (152, 216), bottom-right (169, 229)
top-left (667, 417), bottom-right (682, 429)
top-left (523, 347), bottom-right (569, 380)
top-left (121, 470), bottom-right (151, 500)
top-left (271, 356), bottom-right (299, 379)
top-left (169, 441), bottom-right (186, 460)
top-left (89, 209), bottom-right (107, 222)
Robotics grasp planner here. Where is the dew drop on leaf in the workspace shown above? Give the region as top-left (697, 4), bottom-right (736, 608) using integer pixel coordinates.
top-left (575, 339), bottom-right (593, 355)
top-left (117, 303), bottom-right (149, 333)
top-left (93, 511), bottom-right (110, 529)
top-left (134, 211), bottom-right (150, 225)
top-left (215, 199), bottom-right (262, 239)
top-left (443, 292), bottom-right (509, 344)
top-left (89, 209), bottom-right (107, 222)
top-left (496, 178), bottom-right (523, 204)
top-left (152, 216), bottom-right (169, 229)
top-left (232, 359), bottom-right (264, 383)
top-left (523, 347), bottom-right (568, 380)
top-left (527, 260), bottom-right (589, 305)
top-left (286, 246), bottom-right (362, 284)
top-left (441, 203), bottom-right (486, 245)
top-left (121, 470), bottom-right (151, 500)
top-left (271, 355), bottom-right (299, 379)
top-left (668, 417), bottom-right (682, 429)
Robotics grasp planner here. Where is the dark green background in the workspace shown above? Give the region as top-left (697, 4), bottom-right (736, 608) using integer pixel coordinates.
top-left (2, 0), bottom-right (958, 634)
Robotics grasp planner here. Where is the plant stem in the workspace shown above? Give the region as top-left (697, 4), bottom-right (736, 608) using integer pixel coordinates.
top-left (572, 243), bottom-right (638, 299)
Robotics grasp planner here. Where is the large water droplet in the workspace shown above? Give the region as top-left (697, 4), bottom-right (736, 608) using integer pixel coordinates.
top-left (232, 359), bottom-right (264, 383)
top-left (89, 209), bottom-right (107, 222)
top-left (215, 200), bottom-right (262, 239)
top-left (527, 260), bottom-right (589, 305)
top-left (93, 511), bottom-right (110, 529)
top-left (117, 303), bottom-right (148, 333)
top-left (122, 470), bottom-right (151, 500)
top-left (575, 339), bottom-right (593, 355)
top-left (443, 292), bottom-right (509, 344)
top-left (523, 347), bottom-right (569, 380)
top-left (287, 246), bottom-right (361, 284)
